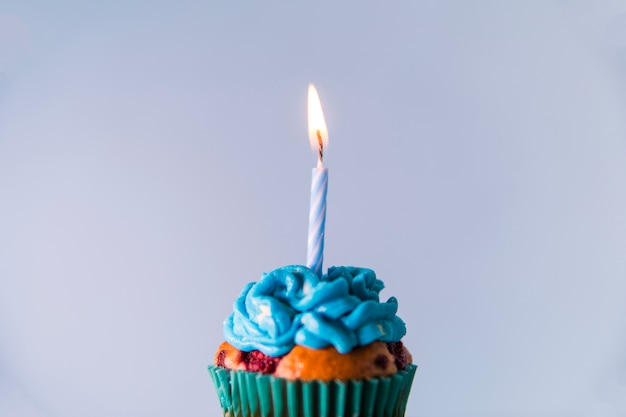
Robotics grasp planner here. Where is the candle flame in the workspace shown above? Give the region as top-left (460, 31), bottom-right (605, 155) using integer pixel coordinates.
top-left (307, 84), bottom-right (328, 162)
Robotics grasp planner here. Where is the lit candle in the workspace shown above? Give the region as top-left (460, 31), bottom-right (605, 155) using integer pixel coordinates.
top-left (306, 84), bottom-right (329, 278)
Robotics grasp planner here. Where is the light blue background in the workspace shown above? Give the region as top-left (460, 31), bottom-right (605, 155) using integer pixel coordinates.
top-left (1, 1), bottom-right (626, 416)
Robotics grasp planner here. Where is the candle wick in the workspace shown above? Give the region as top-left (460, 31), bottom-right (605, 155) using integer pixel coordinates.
top-left (316, 130), bottom-right (323, 164)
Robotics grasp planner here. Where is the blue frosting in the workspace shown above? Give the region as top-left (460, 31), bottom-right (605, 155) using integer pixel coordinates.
top-left (223, 265), bottom-right (407, 356)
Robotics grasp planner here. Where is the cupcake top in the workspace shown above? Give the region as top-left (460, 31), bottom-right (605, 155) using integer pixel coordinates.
top-left (223, 265), bottom-right (407, 356)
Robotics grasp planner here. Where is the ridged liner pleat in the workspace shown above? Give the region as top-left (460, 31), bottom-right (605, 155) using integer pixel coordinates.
top-left (208, 364), bottom-right (417, 417)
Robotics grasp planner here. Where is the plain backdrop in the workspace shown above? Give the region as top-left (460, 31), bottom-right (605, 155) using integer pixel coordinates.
top-left (1, 1), bottom-right (626, 416)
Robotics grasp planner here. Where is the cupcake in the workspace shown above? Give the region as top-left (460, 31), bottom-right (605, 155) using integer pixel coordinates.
top-left (209, 265), bottom-right (416, 417)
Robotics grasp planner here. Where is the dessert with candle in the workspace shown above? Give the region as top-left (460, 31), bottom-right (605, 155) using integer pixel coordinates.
top-left (208, 85), bottom-right (416, 417)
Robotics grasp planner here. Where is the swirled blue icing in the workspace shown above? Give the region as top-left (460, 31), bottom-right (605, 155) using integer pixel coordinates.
top-left (223, 265), bottom-right (407, 356)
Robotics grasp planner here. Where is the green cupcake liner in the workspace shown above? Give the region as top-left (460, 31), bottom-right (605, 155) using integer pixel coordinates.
top-left (208, 364), bottom-right (417, 417)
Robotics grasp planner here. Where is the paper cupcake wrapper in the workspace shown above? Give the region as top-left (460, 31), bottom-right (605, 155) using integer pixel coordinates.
top-left (208, 364), bottom-right (416, 417)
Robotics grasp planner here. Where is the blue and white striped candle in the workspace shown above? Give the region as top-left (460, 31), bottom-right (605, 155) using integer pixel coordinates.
top-left (306, 84), bottom-right (329, 278)
top-left (307, 163), bottom-right (328, 277)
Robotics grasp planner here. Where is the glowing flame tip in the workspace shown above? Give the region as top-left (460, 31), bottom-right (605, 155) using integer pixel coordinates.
top-left (307, 84), bottom-right (328, 159)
